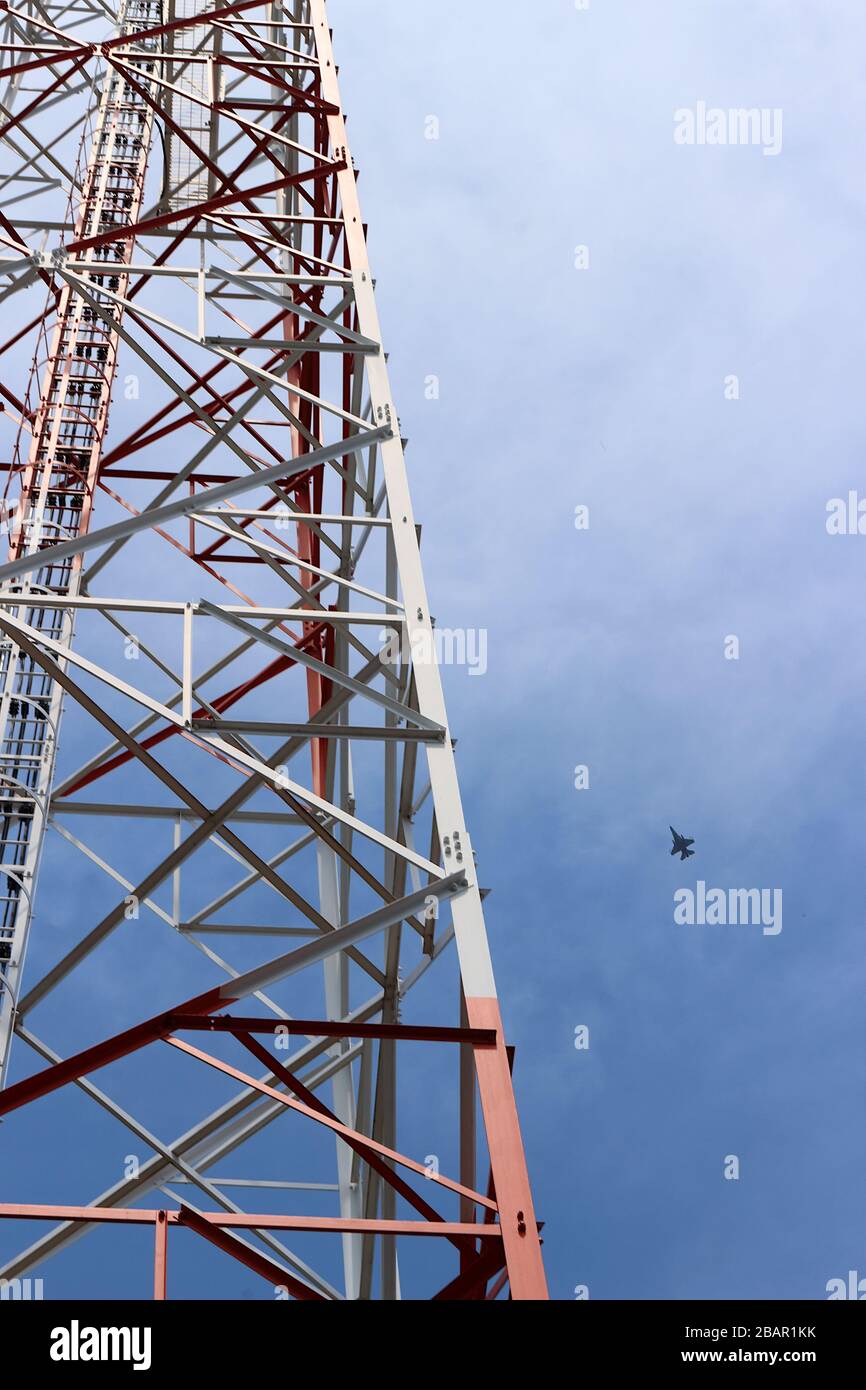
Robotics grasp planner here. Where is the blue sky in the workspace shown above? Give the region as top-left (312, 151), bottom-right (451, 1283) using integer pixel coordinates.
top-left (326, 0), bottom-right (866, 1298)
top-left (2, 0), bottom-right (865, 1300)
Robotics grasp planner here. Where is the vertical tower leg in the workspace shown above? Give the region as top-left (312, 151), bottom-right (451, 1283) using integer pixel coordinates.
top-left (466, 997), bottom-right (547, 1299)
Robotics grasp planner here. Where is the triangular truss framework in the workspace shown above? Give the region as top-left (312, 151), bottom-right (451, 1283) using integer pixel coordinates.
top-left (0, 0), bottom-right (547, 1300)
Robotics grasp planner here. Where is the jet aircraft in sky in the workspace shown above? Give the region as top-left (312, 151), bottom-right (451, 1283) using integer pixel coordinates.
top-left (670, 827), bottom-right (695, 861)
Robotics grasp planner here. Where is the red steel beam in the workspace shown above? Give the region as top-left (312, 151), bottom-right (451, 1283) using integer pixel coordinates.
top-left (464, 997), bottom-right (547, 1300)
top-left (232, 1030), bottom-right (484, 1259)
top-left (104, 0), bottom-right (280, 53)
top-left (170, 1014), bottom-right (498, 1046)
top-left (433, 1246), bottom-right (508, 1302)
top-left (67, 162), bottom-right (343, 255)
top-left (97, 306), bottom-right (288, 467)
top-left (0, 1203), bottom-right (504, 1239)
top-left (176, 1203), bottom-right (325, 1301)
top-left (61, 623), bottom-right (326, 796)
top-left (153, 1210), bottom-right (168, 1300)
top-left (486, 1269), bottom-right (510, 1301)
top-left (0, 45), bottom-right (91, 80)
top-left (0, 54), bottom-right (89, 145)
top-left (168, 1032), bottom-right (498, 1215)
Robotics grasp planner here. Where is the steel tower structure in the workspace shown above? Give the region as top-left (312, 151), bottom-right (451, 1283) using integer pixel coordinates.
top-left (0, 0), bottom-right (547, 1300)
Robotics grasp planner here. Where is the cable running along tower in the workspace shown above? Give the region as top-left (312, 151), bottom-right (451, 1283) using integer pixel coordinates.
top-left (0, 0), bottom-right (547, 1300)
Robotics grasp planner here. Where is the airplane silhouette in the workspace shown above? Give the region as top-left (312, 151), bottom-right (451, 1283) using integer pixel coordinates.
top-left (670, 827), bottom-right (695, 861)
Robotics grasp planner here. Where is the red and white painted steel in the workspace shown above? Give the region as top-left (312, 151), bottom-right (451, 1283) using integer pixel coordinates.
top-left (0, 0), bottom-right (547, 1300)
